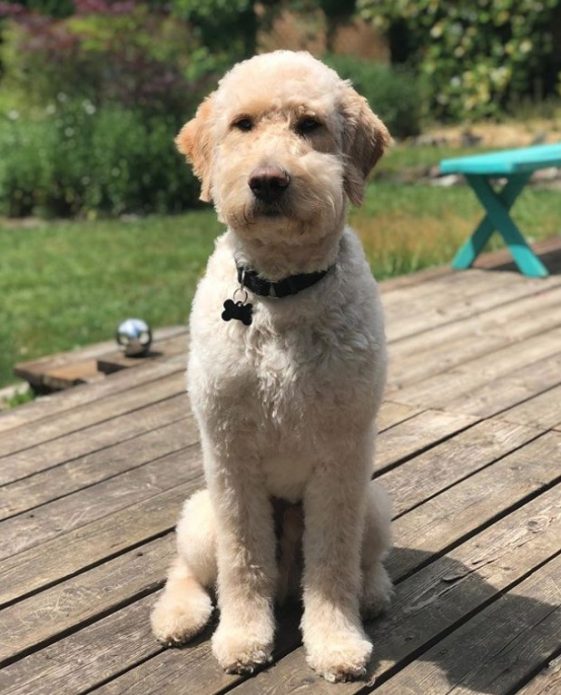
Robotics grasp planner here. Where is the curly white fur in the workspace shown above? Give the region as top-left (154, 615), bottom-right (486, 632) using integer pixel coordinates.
top-left (150, 50), bottom-right (393, 683)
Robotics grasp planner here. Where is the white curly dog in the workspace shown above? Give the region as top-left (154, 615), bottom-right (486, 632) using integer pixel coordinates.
top-left (151, 50), bottom-right (393, 683)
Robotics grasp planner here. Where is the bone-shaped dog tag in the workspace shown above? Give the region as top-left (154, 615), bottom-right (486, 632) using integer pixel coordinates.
top-left (221, 299), bottom-right (253, 326)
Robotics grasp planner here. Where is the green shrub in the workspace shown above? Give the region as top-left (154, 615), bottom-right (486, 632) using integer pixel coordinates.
top-left (324, 54), bottom-right (422, 138)
top-left (0, 101), bottom-right (198, 217)
top-left (0, 3), bottom-right (216, 217)
top-left (358, 0), bottom-right (561, 121)
top-left (0, 4), bottom-right (207, 118)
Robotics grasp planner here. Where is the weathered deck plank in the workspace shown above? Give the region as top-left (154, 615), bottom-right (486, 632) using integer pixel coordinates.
top-left (0, 471), bottom-right (200, 607)
top-left (2, 428), bottom-right (557, 691)
top-left (0, 370), bottom-right (187, 462)
top-left (387, 283), bottom-right (561, 387)
top-left (378, 417), bottom-right (542, 517)
top-left (516, 655), bottom-right (561, 694)
top-left (1, 258), bottom-right (561, 695)
top-left (0, 416), bottom-right (190, 520)
top-left (385, 272), bottom-right (561, 342)
top-left (0, 354), bottom-right (185, 434)
top-left (0, 389), bottom-right (194, 487)
top-left (390, 327), bottom-right (561, 414)
top-left (499, 384), bottom-right (561, 431)
top-left (0, 535), bottom-right (174, 665)
top-left (390, 431), bottom-right (561, 578)
top-left (374, 553), bottom-right (561, 695)
top-left (0, 597), bottom-right (160, 695)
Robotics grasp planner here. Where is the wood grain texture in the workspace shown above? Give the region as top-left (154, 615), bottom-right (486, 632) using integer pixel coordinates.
top-left (0, 413), bottom-right (191, 521)
top-left (444, 351), bottom-right (561, 419)
top-left (4, 424), bottom-right (561, 692)
top-left (376, 400), bottom-right (422, 432)
top-left (389, 325), bottom-right (561, 413)
top-left (374, 552), bottom-right (561, 695)
top-left (0, 369), bottom-right (186, 461)
top-left (382, 265), bottom-right (546, 312)
top-left (388, 283), bottom-right (561, 387)
top-left (0, 436), bottom-right (195, 560)
top-left (0, 378), bottom-right (189, 486)
top-left (0, 465), bottom-right (203, 607)
top-left (91, 642), bottom-right (237, 695)
top-left (376, 409), bottom-right (478, 472)
top-left (0, 353), bottom-right (185, 435)
top-left (390, 280), bottom-right (561, 359)
top-left (0, 535), bottom-right (174, 665)
top-left (499, 384), bottom-right (561, 431)
top-left (516, 655), bottom-right (561, 695)
top-left (385, 272), bottom-right (561, 343)
top-left (379, 417), bottom-right (541, 517)
top-left (0, 596), bottom-right (161, 695)
top-left (390, 431), bottom-right (561, 578)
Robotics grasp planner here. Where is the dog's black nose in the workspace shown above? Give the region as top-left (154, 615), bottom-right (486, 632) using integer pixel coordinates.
top-left (249, 166), bottom-right (290, 203)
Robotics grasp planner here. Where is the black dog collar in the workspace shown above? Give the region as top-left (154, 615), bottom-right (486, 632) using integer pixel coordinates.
top-left (221, 263), bottom-right (334, 326)
top-left (236, 264), bottom-right (334, 298)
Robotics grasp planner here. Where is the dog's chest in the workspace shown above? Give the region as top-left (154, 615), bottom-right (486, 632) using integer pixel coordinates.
top-left (252, 330), bottom-right (328, 427)
top-left (202, 309), bottom-right (377, 429)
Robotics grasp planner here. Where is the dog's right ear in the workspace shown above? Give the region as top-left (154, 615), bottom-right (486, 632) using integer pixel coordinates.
top-left (176, 94), bottom-right (215, 203)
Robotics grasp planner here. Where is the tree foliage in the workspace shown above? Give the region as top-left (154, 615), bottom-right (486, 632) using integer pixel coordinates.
top-left (358, 0), bottom-right (561, 120)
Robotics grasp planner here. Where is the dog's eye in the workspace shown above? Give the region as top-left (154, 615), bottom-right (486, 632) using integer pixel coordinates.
top-left (233, 117), bottom-right (253, 132)
top-left (296, 117), bottom-right (321, 135)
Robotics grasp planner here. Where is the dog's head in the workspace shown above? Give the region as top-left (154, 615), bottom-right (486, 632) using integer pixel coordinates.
top-left (176, 51), bottom-right (390, 245)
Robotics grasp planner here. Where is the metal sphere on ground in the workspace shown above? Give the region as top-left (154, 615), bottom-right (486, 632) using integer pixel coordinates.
top-left (116, 318), bottom-right (152, 357)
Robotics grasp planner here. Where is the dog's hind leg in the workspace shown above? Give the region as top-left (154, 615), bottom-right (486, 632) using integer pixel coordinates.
top-left (151, 489), bottom-right (216, 646)
top-left (360, 481), bottom-right (393, 618)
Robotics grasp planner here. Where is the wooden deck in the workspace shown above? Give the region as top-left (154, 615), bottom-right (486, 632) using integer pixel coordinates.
top-left (1, 243), bottom-right (561, 695)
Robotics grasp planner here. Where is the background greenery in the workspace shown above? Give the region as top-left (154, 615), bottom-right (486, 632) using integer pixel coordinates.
top-left (2, 0), bottom-right (561, 217)
top-left (358, 0), bottom-right (561, 120)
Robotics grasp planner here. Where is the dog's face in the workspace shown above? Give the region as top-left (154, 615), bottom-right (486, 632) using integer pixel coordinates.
top-left (177, 51), bottom-right (390, 246)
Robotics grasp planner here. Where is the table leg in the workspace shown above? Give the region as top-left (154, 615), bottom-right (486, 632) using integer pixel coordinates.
top-left (452, 175), bottom-right (527, 270)
top-left (452, 174), bottom-right (549, 277)
top-left (463, 174), bottom-right (548, 277)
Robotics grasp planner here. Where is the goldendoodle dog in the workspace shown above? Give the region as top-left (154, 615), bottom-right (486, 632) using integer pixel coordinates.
top-left (151, 50), bottom-right (393, 683)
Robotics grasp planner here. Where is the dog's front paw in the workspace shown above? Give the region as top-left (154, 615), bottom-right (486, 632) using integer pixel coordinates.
top-left (305, 631), bottom-right (373, 683)
top-left (212, 622), bottom-right (273, 674)
top-left (151, 587), bottom-right (213, 647)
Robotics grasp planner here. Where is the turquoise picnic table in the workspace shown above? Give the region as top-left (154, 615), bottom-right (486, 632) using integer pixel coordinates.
top-left (440, 143), bottom-right (561, 277)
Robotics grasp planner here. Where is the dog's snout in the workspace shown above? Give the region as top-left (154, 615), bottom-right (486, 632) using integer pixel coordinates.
top-left (249, 166), bottom-right (290, 203)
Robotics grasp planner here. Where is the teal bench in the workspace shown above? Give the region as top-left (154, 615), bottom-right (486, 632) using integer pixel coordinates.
top-left (439, 143), bottom-right (561, 277)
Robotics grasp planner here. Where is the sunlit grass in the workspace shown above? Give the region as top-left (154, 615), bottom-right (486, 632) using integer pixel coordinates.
top-left (0, 211), bottom-right (219, 388)
top-left (351, 182), bottom-right (561, 280)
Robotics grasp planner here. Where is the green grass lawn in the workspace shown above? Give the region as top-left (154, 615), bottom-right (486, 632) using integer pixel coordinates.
top-left (0, 211), bottom-right (220, 391)
top-left (1, 145), bottom-right (561, 390)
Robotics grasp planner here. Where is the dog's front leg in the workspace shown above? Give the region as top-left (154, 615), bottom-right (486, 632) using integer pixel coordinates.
top-left (302, 441), bottom-right (373, 683)
top-left (207, 449), bottom-right (277, 674)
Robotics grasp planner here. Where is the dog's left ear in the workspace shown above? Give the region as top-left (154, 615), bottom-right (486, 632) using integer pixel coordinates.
top-left (340, 85), bottom-right (391, 206)
top-left (176, 94), bottom-right (216, 203)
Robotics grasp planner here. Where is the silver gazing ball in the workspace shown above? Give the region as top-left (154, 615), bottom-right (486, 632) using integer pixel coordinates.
top-left (116, 318), bottom-right (153, 357)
